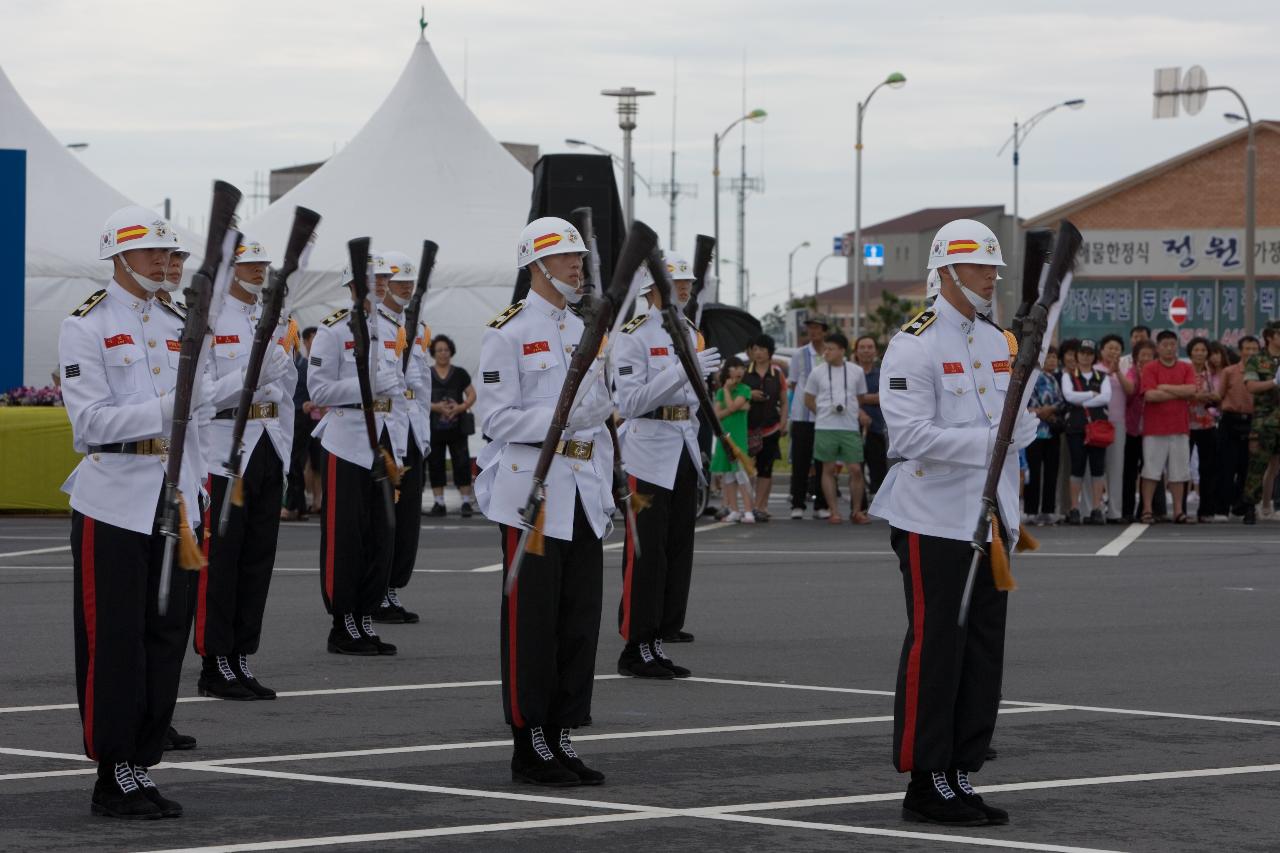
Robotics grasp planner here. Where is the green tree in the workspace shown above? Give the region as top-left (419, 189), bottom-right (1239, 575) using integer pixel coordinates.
top-left (866, 291), bottom-right (924, 347)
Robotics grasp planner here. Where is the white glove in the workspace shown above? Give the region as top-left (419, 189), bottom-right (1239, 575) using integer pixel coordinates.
top-left (1013, 408), bottom-right (1040, 449)
top-left (374, 364), bottom-right (401, 396)
top-left (259, 345), bottom-right (292, 386)
top-left (159, 390), bottom-right (175, 427)
top-left (193, 371), bottom-right (217, 407)
top-left (566, 384), bottom-right (615, 433)
top-left (697, 346), bottom-right (722, 376)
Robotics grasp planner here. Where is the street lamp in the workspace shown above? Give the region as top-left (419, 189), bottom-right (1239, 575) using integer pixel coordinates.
top-left (564, 138), bottom-right (653, 190)
top-left (1224, 110), bottom-right (1258, 334)
top-left (813, 252), bottom-right (839, 301)
top-left (852, 72), bottom-right (906, 338)
top-left (713, 108), bottom-right (767, 287)
top-left (600, 87), bottom-right (655, 227)
top-left (787, 240), bottom-right (811, 304)
top-left (996, 98), bottom-right (1085, 300)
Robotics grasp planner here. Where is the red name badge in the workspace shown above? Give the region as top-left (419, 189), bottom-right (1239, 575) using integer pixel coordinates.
top-left (104, 334), bottom-right (134, 348)
top-left (942, 362), bottom-right (964, 375)
top-left (344, 341), bottom-right (356, 350)
top-left (214, 335), bottom-right (239, 345)
top-left (166, 340), bottom-right (181, 352)
top-left (992, 360), bottom-right (1011, 373)
top-left (384, 340), bottom-right (396, 349)
top-left (650, 347), bottom-right (670, 357)
top-left (523, 341), bottom-right (550, 355)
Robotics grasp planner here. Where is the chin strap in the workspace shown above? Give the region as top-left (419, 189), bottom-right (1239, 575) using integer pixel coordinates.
top-left (947, 264), bottom-right (993, 313)
top-left (535, 259), bottom-right (582, 304)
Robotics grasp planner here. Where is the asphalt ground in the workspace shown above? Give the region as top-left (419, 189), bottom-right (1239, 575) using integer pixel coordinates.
top-left (2, 490), bottom-right (1280, 852)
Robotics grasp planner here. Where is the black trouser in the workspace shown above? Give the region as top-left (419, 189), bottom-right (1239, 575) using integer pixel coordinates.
top-left (1190, 427), bottom-right (1219, 517)
top-left (389, 431), bottom-right (424, 590)
top-left (1065, 431), bottom-right (1106, 478)
top-left (427, 429), bottom-right (473, 489)
top-left (72, 503), bottom-right (196, 767)
top-left (197, 437), bottom-right (283, 657)
top-left (619, 452), bottom-right (699, 644)
top-left (1024, 435), bottom-right (1061, 515)
top-left (285, 408), bottom-right (310, 513)
top-left (498, 497), bottom-right (602, 728)
top-left (788, 421), bottom-right (828, 511)
top-left (891, 527), bottom-right (1006, 774)
top-left (864, 430), bottom-right (888, 493)
top-left (319, 440), bottom-right (394, 619)
top-left (1218, 414), bottom-right (1252, 512)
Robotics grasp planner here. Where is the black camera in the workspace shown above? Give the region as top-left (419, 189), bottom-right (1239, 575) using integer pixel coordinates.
top-left (835, 404), bottom-right (845, 414)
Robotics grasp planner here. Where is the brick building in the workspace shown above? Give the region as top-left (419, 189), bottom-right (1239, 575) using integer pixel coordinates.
top-left (1026, 120), bottom-right (1280, 346)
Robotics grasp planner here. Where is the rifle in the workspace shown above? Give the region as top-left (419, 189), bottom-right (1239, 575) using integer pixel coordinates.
top-left (401, 240), bottom-right (438, 373)
top-left (217, 206), bottom-right (321, 535)
top-left (957, 220), bottom-right (1083, 627)
top-left (347, 237), bottom-right (396, 529)
top-left (683, 234), bottom-right (717, 325)
top-left (504, 220), bottom-right (661, 594)
top-left (1010, 230), bottom-right (1055, 352)
top-left (157, 180), bottom-right (242, 616)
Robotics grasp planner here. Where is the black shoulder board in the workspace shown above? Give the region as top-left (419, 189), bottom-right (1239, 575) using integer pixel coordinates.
top-left (901, 308), bottom-right (937, 336)
top-left (157, 297), bottom-right (186, 320)
top-left (488, 302), bottom-right (524, 329)
top-left (71, 289), bottom-right (107, 318)
top-left (322, 308), bottom-right (350, 327)
top-left (622, 313), bottom-right (648, 334)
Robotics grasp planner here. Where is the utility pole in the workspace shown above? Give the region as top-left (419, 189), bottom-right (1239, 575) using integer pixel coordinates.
top-left (602, 87), bottom-right (655, 227)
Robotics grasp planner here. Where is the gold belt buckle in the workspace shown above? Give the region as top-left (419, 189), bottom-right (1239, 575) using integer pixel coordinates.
top-left (141, 437), bottom-right (170, 455)
top-left (370, 398), bottom-right (393, 413)
top-left (559, 440), bottom-right (594, 460)
top-left (249, 402), bottom-right (278, 419)
top-left (404, 389), bottom-right (416, 400)
top-left (662, 406), bottom-right (690, 421)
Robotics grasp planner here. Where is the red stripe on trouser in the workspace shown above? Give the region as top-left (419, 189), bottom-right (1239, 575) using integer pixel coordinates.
top-left (619, 475), bottom-right (637, 641)
top-left (505, 526), bottom-right (524, 728)
top-left (899, 532), bottom-right (925, 771)
top-left (80, 518), bottom-right (97, 760)
top-left (196, 477), bottom-right (211, 655)
top-left (324, 454), bottom-right (337, 603)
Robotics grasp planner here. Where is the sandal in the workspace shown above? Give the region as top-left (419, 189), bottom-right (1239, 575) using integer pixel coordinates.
top-left (1139, 512), bottom-right (1155, 524)
top-left (1173, 513), bottom-right (1195, 524)
top-left (827, 515), bottom-right (843, 525)
top-left (851, 511), bottom-right (872, 525)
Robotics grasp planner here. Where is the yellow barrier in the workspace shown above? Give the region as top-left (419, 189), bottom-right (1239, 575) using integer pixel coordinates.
top-left (0, 408), bottom-right (77, 511)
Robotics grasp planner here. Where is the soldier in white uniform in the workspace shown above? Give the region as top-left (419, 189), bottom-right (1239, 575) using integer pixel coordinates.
top-left (475, 217), bottom-right (616, 787)
top-left (612, 253), bottom-right (721, 679)
top-left (871, 219), bottom-right (1039, 827)
top-left (195, 237), bottom-right (296, 700)
top-left (307, 255), bottom-right (404, 656)
top-left (60, 205), bottom-right (213, 819)
top-left (373, 250), bottom-right (431, 624)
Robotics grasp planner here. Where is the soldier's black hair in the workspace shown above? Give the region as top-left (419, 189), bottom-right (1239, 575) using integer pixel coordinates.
top-left (823, 331), bottom-right (849, 351)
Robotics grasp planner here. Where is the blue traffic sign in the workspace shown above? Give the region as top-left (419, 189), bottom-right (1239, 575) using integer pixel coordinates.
top-left (863, 243), bottom-right (885, 267)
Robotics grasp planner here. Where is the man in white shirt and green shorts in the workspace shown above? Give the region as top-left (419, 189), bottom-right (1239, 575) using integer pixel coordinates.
top-left (804, 331), bottom-right (870, 524)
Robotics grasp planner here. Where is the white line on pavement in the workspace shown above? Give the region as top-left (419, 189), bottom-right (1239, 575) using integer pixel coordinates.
top-left (469, 521), bottom-right (734, 572)
top-left (0, 545), bottom-right (71, 559)
top-left (1095, 522), bottom-right (1148, 557)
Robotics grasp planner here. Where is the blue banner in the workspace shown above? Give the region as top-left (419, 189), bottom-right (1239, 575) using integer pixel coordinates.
top-left (0, 149), bottom-right (26, 391)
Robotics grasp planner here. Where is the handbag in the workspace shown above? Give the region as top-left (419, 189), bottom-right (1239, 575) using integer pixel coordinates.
top-left (1084, 417), bottom-right (1115, 448)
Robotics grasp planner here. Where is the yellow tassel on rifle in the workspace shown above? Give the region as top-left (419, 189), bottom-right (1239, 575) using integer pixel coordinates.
top-left (229, 475), bottom-right (245, 507)
top-left (727, 436), bottom-right (757, 478)
top-left (988, 512), bottom-right (1016, 592)
top-left (177, 494), bottom-right (206, 572)
top-left (380, 447), bottom-right (403, 487)
top-left (527, 503), bottom-right (547, 557)
top-left (1015, 524), bottom-right (1039, 553)
top-left (280, 318), bottom-right (300, 354)
top-left (420, 324), bottom-right (432, 353)
top-left (630, 492), bottom-right (652, 515)
top-left (394, 325), bottom-right (408, 358)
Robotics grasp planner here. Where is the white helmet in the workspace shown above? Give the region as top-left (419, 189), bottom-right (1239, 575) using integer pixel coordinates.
top-left (925, 269), bottom-right (941, 301)
top-left (926, 219), bottom-right (1005, 270)
top-left (99, 205), bottom-right (175, 260)
top-left (340, 253), bottom-right (387, 287)
top-left (664, 251), bottom-right (695, 282)
top-left (516, 217), bottom-right (586, 268)
top-left (234, 236), bottom-right (274, 265)
top-left (381, 250), bottom-right (417, 282)
top-left (634, 263), bottom-right (656, 297)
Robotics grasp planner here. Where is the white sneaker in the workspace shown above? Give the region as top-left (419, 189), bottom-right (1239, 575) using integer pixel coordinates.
top-left (1261, 503), bottom-right (1275, 519)
top-left (1210, 514), bottom-right (1229, 523)
top-left (816, 509), bottom-right (831, 520)
top-left (724, 511), bottom-right (742, 523)
top-left (790, 508), bottom-right (804, 520)
top-left (742, 511), bottom-right (756, 524)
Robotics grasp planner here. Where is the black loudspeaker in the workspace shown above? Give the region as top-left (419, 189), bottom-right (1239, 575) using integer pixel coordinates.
top-left (512, 153), bottom-right (625, 303)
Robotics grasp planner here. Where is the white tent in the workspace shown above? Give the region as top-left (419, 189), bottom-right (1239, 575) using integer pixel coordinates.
top-left (1, 66), bottom-right (200, 387)
top-left (245, 35), bottom-right (531, 369)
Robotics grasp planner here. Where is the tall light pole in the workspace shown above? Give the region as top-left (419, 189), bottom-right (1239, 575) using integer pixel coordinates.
top-left (601, 87), bottom-right (655, 227)
top-left (1154, 66), bottom-right (1256, 332)
top-left (713, 108), bottom-right (767, 286)
top-left (996, 98), bottom-right (1085, 300)
top-left (787, 240), bottom-right (811, 304)
top-left (853, 72), bottom-right (906, 338)
top-left (814, 252), bottom-right (838, 302)
top-left (564, 139), bottom-right (653, 190)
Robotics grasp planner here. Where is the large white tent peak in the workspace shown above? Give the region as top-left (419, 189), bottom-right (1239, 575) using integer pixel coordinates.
top-left (245, 35), bottom-right (532, 366)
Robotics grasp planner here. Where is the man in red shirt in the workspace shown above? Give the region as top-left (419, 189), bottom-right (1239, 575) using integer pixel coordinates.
top-left (1139, 330), bottom-right (1197, 522)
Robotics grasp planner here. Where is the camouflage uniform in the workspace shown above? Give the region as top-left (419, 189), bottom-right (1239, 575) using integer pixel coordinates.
top-left (1243, 351), bottom-right (1280, 506)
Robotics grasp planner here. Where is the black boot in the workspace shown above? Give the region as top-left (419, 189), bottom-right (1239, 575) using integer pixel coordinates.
top-left (661, 630), bottom-right (695, 643)
top-left (510, 726), bottom-right (580, 787)
top-left (327, 614), bottom-right (379, 656)
top-left (163, 726), bottom-right (197, 751)
top-left (132, 765), bottom-right (183, 818)
top-left (386, 589), bottom-right (419, 624)
top-left (232, 654), bottom-right (276, 699)
top-left (371, 593), bottom-right (407, 624)
top-left (359, 615), bottom-right (397, 655)
top-left (197, 655), bottom-right (257, 700)
top-left (460, 501), bottom-right (474, 518)
top-left (552, 728), bottom-right (604, 785)
top-left (651, 638), bottom-right (691, 678)
top-left (617, 642), bottom-right (674, 679)
top-left (91, 762), bottom-right (161, 819)
top-left (949, 769), bottom-right (1008, 825)
top-left (428, 502), bottom-right (446, 517)
top-left (1244, 504), bottom-right (1258, 525)
top-left (901, 770), bottom-right (987, 826)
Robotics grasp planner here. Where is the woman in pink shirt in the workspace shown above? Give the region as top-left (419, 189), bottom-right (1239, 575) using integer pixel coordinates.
top-left (1187, 337), bottom-right (1223, 521)
top-left (1099, 335), bottom-right (1128, 522)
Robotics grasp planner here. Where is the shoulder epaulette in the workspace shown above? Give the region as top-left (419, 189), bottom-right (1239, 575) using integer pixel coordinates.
top-left (377, 308), bottom-right (401, 326)
top-left (70, 289), bottom-right (107, 318)
top-left (322, 308), bottom-right (350, 327)
top-left (157, 298), bottom-right (186, 321)
top-left (622, 313), bottom-right (648, 334)
top-left (488, 302), bottom-right (524, 329)
top-left (976, 313), bottom-right (1018, 355)
top-left (900, 308), bottom-right (936, 336)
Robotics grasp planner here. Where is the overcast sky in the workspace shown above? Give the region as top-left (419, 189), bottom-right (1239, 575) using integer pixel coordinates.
top-left (3, 0), bottom-right (1275, 312)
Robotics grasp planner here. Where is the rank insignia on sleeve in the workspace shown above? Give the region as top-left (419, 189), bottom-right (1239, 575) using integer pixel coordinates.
top-left (888, 376), bottom-right (907, 390)
top-left (619, 365), bottom-right (633, 376)
top-left (310, 356), bottom-right (322, 367)
top-left (483, 370), bottom-right (501, 384)
top-left (64, 363), bottom-right (81, 379)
